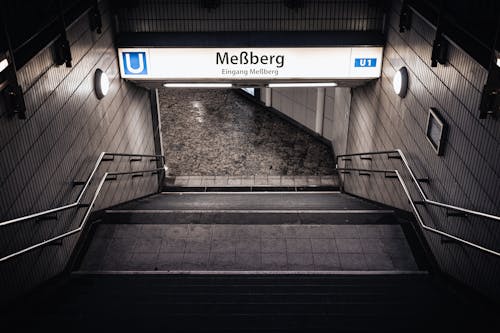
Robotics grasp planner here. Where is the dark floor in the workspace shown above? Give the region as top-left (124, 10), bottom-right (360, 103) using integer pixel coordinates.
top-left (111, 192), bottom-right (381, 211)
top-left (79, 193), bottom-right (418, 272)
top-left (159, 89), bottom-right (336, 176)
top-left (79, 223), bottom-right (418, 272)
top-left (8, 274), bottom-right (499, 333)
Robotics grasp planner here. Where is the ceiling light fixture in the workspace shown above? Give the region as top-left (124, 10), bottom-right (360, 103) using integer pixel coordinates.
top-left (163, 83), bottom-right (232, 88)
top-left (268, 82), bottom-right (338, 88)
top-left (392, 67), bottom-right (408, 98)
top-left (94, 69), bottom-right (109, 99)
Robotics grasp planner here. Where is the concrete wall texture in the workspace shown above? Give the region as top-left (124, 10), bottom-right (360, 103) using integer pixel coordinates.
top-left (0, 0), bottom-right (158, 301)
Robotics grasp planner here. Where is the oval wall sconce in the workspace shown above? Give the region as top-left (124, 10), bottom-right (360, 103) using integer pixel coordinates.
top-left (94, 68), bottom-right (109, 99)
top-left (393, 67), bottom-right (408, 98)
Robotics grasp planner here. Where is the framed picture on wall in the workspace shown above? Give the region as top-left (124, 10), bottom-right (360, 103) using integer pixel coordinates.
top-left (426, 107), bottom-right (446, 155)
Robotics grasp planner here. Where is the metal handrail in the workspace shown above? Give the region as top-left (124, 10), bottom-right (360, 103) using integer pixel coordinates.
top-left (0, 152), bottom-right (165, 263)
top-left (336, 149), bottom-right (500, 257)
top-left (337, 149), bottom-right (500, 221)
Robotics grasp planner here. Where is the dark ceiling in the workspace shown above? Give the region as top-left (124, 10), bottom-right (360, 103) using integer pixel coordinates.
top-left (0, 0), bottom-right (499, 70)
top-left (407, 0), bottom-right (499, 69)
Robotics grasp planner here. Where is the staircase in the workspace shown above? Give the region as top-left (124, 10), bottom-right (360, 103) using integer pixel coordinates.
top-left (78, 191), bottom-right (422, 272)
top-left (7, 273), bottom-right (497, 332)
top-left (3, 190), bottom-right (499, 332)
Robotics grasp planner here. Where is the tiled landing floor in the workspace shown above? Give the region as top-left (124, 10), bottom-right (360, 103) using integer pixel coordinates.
top-left (166, 175), bottom-right (339, 187)
top-left (80, 224), bottom-right (419, 272)
top-left (159, 89), bottom-right (336, 176)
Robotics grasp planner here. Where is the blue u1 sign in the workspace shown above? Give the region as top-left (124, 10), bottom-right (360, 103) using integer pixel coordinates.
top-left (354, 58), bottom-right (377, 67)
top-left (122, 51), bottom-right (148, 75)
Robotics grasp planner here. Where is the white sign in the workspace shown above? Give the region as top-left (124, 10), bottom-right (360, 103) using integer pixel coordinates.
top-left (118, 47), bottom-right (383, 81)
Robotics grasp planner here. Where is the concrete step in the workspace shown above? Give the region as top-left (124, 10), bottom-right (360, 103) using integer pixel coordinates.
top-left (111, 192), bottom-right (384, 211)
top-left (104, 192), bottom-right (394, 224)
top-left (78, 223), bottom-right (422, 272)
top-left (103, 210), bottom-right (396, 224)
top-left (5, 274), bottom-right (497, 332)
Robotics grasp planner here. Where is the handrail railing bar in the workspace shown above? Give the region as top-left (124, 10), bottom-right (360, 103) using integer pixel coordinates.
top-left (107, 168), bottom-right (164, 177)
top-left (337, 168), bottom-right (395, 174)
top-left (337, 150), bottom-right (396, 158)
top-left (0, 152), bottom-right (165, 227)
top-left (336, 150), bottom-right (500, 222)
top-left (0, 228), bottom-right (80, 263)
top-left (76, 152), bottom-right (106, 203)
top-left (395, 149), bottom-right (427, 200)
top-left (106, 152), bottom-right (164, 158)
top-left (0, 166), bottom-right (165, 263)
top-left (0, 203), bottom-right (78, 227)
top-left (0, 172), bottom-right (109, 263)
top-left (395, 171), bottom-right (500, 257)
top-left (336, 151), bottom-right (500, 257)
top-left (340, 165), bottom-right (500, 222)
top-left (425, 199), bottom-right (498, 221)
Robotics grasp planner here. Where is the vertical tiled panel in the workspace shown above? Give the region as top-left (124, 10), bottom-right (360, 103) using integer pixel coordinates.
top-left (338, 0), bottom-right (500, 299)
top-left (0, 0), bottom-right (158, 301)
top-left (271, 88), bottom-right (325, 138)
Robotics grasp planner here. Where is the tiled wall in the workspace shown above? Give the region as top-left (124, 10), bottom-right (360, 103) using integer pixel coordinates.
top-left (267, 87), bottom-right (351, 156)
top-left (338, 0), bottom-right (500, 298)
top-left (0, 0), bottom-right (158, 301)
top-left (327, 87), bottom-right (351, 156)
top-left (271, 88), bottom-right (317, 133)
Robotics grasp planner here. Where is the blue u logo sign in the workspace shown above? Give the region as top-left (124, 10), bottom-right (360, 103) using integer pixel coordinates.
top-left (123, 52), bottom-right (148, 75)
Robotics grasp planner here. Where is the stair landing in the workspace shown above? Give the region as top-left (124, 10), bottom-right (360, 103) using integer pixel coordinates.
top-left (164, 174), bottom-right (339, 189)
top-left (78, 223), bottom-right (420, 273)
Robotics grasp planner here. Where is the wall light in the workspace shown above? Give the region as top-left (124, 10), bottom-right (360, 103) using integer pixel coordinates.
top-left (393, 67), bottom-right (408, 98)
top-left (94, 69), bottom-right (109, 99)
top-left (268, 82), bottom-right (337, 88)
top-left (496, 50), bottom-right (500, 67)
top-left (0, 58), bottom-right (9, 73)
top-left (0, 53), bottom-right (26, 118)
top-left (163, 83), bottom-right (232, 88)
